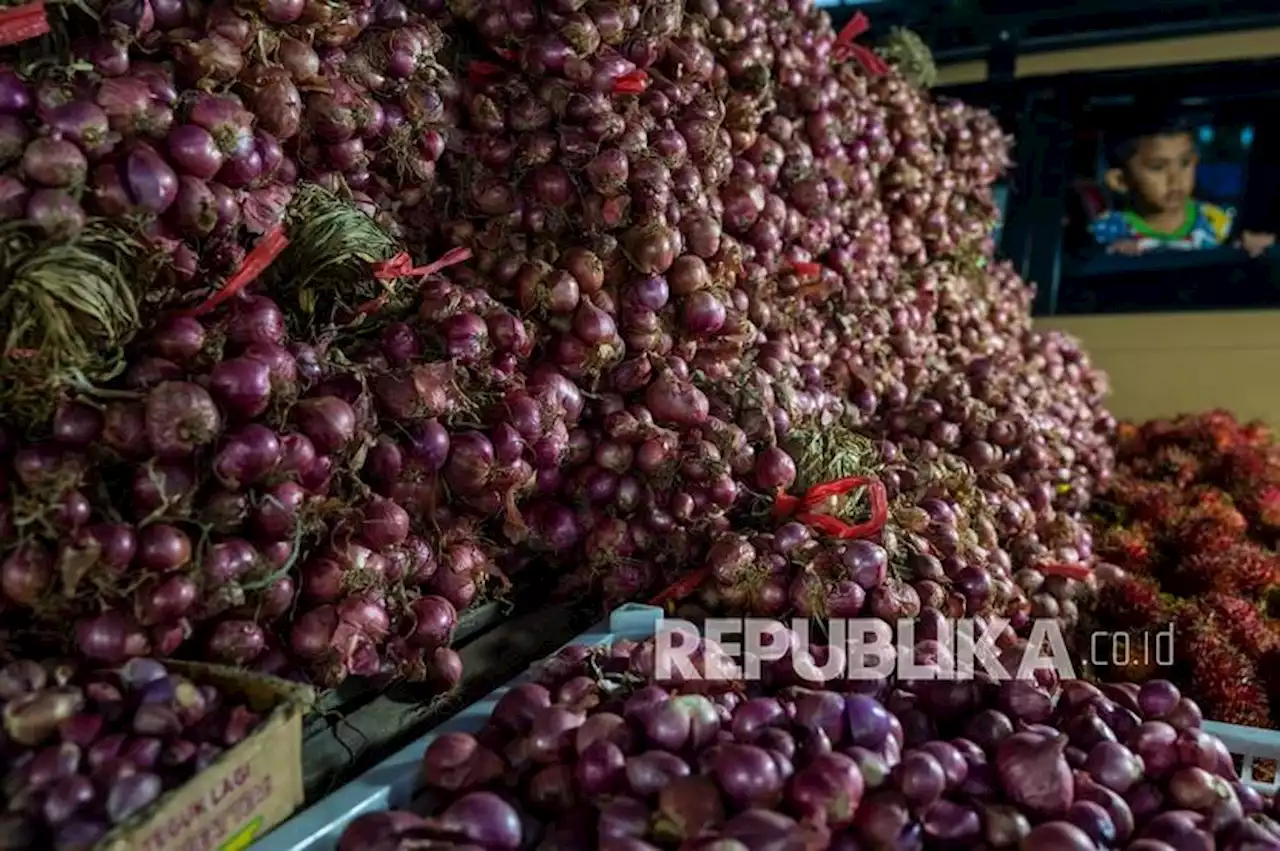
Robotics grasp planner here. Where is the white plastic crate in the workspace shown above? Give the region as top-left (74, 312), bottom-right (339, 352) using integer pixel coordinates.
top-left (251, 603), bottom-right (666, 851)
top-left (1203, 719), bottom-right (1280, 794)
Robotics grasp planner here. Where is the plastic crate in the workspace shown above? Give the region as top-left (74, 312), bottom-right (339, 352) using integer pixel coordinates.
top-left (251, 603), bottom-right (665, 851)
top-left (1203, 720), bottom-right (1280, 794)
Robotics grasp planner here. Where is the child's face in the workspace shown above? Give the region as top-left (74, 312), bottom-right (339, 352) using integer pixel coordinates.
top-left (1122, 132), bottom-right (1199, 214)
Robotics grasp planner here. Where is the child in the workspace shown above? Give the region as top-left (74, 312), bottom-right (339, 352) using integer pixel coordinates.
top-left (1092, 111), bottom-right (1236, 256)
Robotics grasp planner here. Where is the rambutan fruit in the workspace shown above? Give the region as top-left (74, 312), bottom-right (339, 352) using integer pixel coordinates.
top-left (1242, 421), bottom-right (1272, 448)
top-left (1094, 575), bottom-right (1177, 632)
top-left (1170, 541), bottom-right (1280, 598)
top-left (1204, 421), bottom-right (1246, 455)
top-left (1184, 486), bottom-right (1247, 529)
top-left (1152, 445), bottom-right (1203, 488)
top-left (1192, 501), bottom-right (1249, 537)
top-left (1173, 510), bottom-right (1249, 555)
top-left (1200, 592), bottom-right (1280, 660)
top-left (1194, 486), bottom-right (1231, 507)
top-left (1177, 615), bottom-right (1272, 729)
top-left (1220, 447), bottom-right (1275, 491)
top-left (1096, 525), bottom-right (1156, 573)
top-left (1200, 410), bottom-right (1246, 442)
top-left (1251, 486), bottom-right (1280, 531)
top-left (1204, 409), bottom-right (1242, 428)
top-left (1223, 541), bottom-right (1275, 595)
top-left (1105, 476), bottom-right (1159, 508)
top-left (1124, 482), bottom-right (1185, 527)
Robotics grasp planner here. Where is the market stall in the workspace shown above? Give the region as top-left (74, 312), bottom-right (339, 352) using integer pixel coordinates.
top-left (0, 0), bottom-right (1277, 847)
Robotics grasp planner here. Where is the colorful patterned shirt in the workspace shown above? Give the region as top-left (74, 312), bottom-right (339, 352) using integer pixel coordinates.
top-left (1091, 201), bottom-right (1234, 252)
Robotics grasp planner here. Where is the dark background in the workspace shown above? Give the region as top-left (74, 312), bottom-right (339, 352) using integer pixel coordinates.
top-left (826, 0), bottom-right (1280, 62)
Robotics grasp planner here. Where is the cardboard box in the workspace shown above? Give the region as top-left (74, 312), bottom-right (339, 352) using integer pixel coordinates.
top-left (97, 661), bottom-right (315, 851)
top-left (1037, 311), bottom-right (1280, 424)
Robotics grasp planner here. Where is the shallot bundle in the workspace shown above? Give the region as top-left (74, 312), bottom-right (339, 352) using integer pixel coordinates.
top-left (0, 275), bottom-right (533, 688)
top-left (0, 0), bottom-right (1122, 687)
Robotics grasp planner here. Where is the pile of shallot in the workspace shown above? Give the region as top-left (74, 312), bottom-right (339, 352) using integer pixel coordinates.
top-left (0, 657), bottom-right (268, 848)
top-left (337, 628), bottom-right (1271, 851)
top-left (401, 0), bottom-right (1115, 630)
top-left (0, 0), bottom-right (1116, 683)
top-left (0, 276), bottom-right (554, 688)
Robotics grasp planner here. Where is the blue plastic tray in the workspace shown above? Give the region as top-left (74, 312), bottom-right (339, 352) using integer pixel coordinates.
top-left (251, 603), bottom-right (666, 851)
top-left (1203, 720), bottom-right (1280, 794)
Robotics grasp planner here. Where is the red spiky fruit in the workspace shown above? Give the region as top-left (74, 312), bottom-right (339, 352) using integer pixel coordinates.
top-left (1152, 445), bottom-right (1202, 487)
top-left (1197, 410), bottom-right (1248, 453)
top-left (1177, 612), bottom-right (1271, 728)
top-left (1096, 525), bottom-right (1156, 574)
top-left (1175, 541), bottom-right (1280, 598)
top-left (1094, 575), bottom-right (1175, 631)
top-left (1221, 447), bottom-right (1276, 491)
top-left (1183, 485), bottom-right (1246, 524)
top-left (1242, 421), bottom-right (1272, 448)
top-left (1178, 514), bottom-right (1243, 549)
top-left (1131, 484), bottom-right (1184, 528)
top-left (1200, 593), bottom-right (1280, 660)
top-left (1251, 486), bottom-right (1280, 530)
top-left (1186, 498), bottom-right (1249, 537)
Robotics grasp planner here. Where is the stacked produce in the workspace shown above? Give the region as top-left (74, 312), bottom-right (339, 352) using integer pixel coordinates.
top-left (0, 656), bottom-right (267, 848)
top-left (0, 0), bottom-right (1118, 693)
top-left (412, 0), bottom-right (1115, 623)
top-left (0, 0), bottom-right (458, 415)
top-left (10, 0), bottom-right (457, 251)
top-left (694, 436), bottom-right (1096, 638)
top-left (0, 0), bottom-right (508, 691)
top-left (0, 269), bottom-right (563, 687)
top-left (336, 627), bottom-right (1275, 850)
top-left (1088, 411), bottom-right (1280, 730)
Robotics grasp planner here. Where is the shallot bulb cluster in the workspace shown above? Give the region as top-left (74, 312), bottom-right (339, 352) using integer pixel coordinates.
top-left (0, 284), bottom-right (540, 688)
top-left (338, 631), bottom-right (1267, 851)
top-left (0, 657), bottom-right (265, 848)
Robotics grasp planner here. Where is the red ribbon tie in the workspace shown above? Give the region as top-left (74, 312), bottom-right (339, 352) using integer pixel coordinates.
top-left (613, 70), bottom-right (649, 95)
top-left (183, 225), bottom-right (289, 318)
top-left (357, 246), bottom-right (473, 315)
top-left (833, 12), bottom-right (891, 75)
top-left (773, 475), bottom-right (889, 540)
top-left (0, 1), bottom-right (49, 46)
top-left (370, 246), bottom-right (472, 282)
top-left (1041, 563), bottom-right (1093, 581)
top-left (647, 567), bottom-right (711, 609)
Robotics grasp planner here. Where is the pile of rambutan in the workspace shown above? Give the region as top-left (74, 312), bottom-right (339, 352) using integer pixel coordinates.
top-left (1087, 410), bottom-right (1280, 730)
